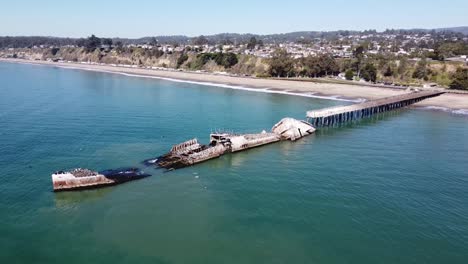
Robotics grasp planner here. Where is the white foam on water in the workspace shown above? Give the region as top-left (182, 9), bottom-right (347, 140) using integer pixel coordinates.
top-left (452, 109), bottom-right (468, 115)
top-left (100, 70), bottom-right (361, 102)
top-left (421, 106), bottom-right (468, 116)
top-left (423, 106), bottom-right (451, 111)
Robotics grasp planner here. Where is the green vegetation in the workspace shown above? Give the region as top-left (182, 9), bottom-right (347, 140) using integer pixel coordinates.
top-left (412, 58), bottom-right (429, 80)
top-left (247, 37), bottom-right (257, 50)
top-left (50, 47), bottom-right (60, 56)
top-left (192, 52), bottom-right (238, 69)
top-left (268, 49), bottom-right (295, 77)
top-left (449, 68), bottom-right (468, 90)
top-left (102, 38), bottom-right (113, 47)
top-left (246, 37), bottom-right (263, 50)
top-left (428, 41), bottom-right (468, 60)
top-left (192, 35), bottom-right (209, 45)
top-left (264, 45), bottom-right (467, 87)
top-left (176, 53), bottom-right (189, 68)
top-left (383, 65), bottom-right (394, 77)
top-left (83, 35), bottom-right (101, 52)
top-left (216, 52), bottom-right (238, 68)
top-left (2, 32), bottom-right (466, 87)
top-left (345, 69), bottom-right (354, 80)
top-left (300, 54), bottom-right (339, 77)
top-left (361, 63), bottom-right (377, 82)
top-left (268, 51), bottom-right (340, 78)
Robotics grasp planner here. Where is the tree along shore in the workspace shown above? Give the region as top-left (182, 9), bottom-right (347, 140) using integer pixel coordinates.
top-left (1, 34), bottom-right (467, 90)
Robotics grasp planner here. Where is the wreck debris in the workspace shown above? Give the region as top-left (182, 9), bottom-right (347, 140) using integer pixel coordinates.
top-left (271, 118), bottom-right (316, 141)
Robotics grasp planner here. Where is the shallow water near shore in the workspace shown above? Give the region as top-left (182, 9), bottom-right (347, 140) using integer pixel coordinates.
top-left (1, 62), bottom-right (468, 264)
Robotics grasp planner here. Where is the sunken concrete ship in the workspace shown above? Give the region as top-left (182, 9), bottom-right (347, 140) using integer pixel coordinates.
top-left (51, 167), bottom-right (151, 191)
top-left (150, 118), bottom-right (315, 170)
top-left (52, 92), bottom-right (444, 189)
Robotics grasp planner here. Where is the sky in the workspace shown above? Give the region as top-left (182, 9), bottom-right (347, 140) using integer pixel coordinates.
top-left (1, 0), bottom-right (467, 38)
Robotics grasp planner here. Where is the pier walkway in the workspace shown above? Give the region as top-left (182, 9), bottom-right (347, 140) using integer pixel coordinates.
top-left (306, 91), bottom-right (444, 127)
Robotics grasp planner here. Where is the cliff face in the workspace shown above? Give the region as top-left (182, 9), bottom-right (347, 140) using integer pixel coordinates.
top-left (51, 47), bottom-right (179, 68)
top-left (0, 47), bottom-right (268, 76)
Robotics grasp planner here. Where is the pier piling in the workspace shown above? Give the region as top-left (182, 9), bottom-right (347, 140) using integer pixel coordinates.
top-left (306, 91), bottom-right (444, 127)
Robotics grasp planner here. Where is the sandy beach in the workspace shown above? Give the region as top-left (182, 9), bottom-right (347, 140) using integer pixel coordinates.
top-left (2, 58), bottom-right (467, 111)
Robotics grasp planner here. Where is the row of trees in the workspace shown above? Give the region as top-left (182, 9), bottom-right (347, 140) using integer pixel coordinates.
top-left (266, 47), bottom-right (468, 90)
top-left (424, 41), bottom-right (468, 61)
top-left (449, 68), bottom-right (468, 90)
top-left (4, 34), bottom-right (465, 89)
top-left (0, 36), bottom-right (76, 48)
top-left (75, 35), bottom-right (114, 52)
top-left (267, 44), bottom-right (384, 82)
top-left (2, 30), bottom-right (465, 50)
top-left (0, 35), bottom-right (116, 51)
top-left (191, 35), bottom-right (265, 50)
top-left (191, 52), bottom-right (239, 69)
top-left (267, 49), bottom-right (341, 78)
top-left (268, 49), bottom-right (341, 78)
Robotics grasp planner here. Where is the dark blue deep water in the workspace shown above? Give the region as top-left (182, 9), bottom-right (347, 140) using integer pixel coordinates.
top-left (1, 62), bottom-right (467, 263)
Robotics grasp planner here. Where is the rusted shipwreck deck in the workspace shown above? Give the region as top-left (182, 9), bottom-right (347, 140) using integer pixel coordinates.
top-left (306, 91), bottom-right (444, 127)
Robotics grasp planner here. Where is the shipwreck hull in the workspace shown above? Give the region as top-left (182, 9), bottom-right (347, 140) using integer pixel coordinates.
top-left (149, 118), bottom-right (316, 171)
top-left (52, 168), bottom-right (151, 192)
top-left (229, 133), bottom-right (281, 152)
top-left (52, 174), bottom-right (116, 191)
top-left (156, 143), bottom-right (228, 169)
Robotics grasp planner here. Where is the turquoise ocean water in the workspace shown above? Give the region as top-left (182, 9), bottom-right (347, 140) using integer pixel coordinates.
top-left (1, 62), bottom-right (467, 263)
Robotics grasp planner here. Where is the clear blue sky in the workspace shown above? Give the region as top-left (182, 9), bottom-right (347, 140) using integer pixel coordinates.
top-left (2, 0), bottom-right (467, 38)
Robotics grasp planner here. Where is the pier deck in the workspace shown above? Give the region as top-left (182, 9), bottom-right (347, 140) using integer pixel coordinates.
top-left (307, 91), bottom-right (444, 127)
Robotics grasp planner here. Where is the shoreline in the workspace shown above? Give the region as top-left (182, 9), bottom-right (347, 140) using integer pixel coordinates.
top-left (2, 58), bottom-right (468, 114)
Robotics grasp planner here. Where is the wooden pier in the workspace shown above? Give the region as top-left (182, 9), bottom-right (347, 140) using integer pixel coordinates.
top-left (307, 91), bottom-right (444, 127)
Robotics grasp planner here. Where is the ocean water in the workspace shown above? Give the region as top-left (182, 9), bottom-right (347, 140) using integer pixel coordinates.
top-left (1, 62), bottom-right (468, 264)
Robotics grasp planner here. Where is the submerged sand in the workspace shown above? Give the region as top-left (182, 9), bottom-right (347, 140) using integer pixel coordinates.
top-left (2, 58), bottom-right (467, 110)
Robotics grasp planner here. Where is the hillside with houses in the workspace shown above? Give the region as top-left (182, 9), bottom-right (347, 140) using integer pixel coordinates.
top-left (1, 29), bottom-right (467, 89)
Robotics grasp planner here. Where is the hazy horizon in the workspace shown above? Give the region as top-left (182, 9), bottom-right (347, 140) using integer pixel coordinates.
top-left (2, 0), bottom-right (467, 38)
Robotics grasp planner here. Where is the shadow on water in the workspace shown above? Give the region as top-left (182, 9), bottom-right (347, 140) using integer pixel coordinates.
top-left (165, 134), bottom-right (320, 171)
top-left (52, 166), bottom-right (161, 208)
top-left (49, 108), bottom-right (407, 207)
top-left (53, 187), bottom-right (115, 209)
top-left (314, 108), bottom-right (408, 136)
top-left (191, 142), bottom-right (281, 170)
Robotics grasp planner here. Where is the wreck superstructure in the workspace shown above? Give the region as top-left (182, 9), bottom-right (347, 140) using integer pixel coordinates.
top-left (153, 118), bottom-right (314, 170)
top-left (154, 132), bottom-right (279, 170)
